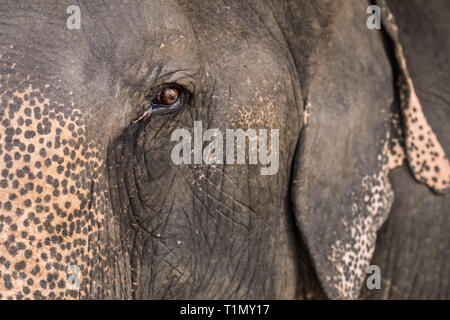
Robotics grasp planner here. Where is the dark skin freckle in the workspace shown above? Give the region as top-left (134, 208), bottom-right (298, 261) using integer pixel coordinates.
top-left (14, 261), bottom-right (26, 271)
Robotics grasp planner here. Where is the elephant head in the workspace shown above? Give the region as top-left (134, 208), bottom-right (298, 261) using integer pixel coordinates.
top-left (0, 0), bottom-right (448, 300)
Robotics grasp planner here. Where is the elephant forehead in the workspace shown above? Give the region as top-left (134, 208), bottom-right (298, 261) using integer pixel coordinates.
top-left (207, 42), bottom-right (297, 130)
top-left (185, 7), bottom-right (300, 130)
top-left (0, 82), bottom-right (105, 299)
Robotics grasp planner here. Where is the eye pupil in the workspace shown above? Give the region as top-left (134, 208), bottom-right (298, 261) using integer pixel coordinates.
top-left (158, 87), bottom-right (180, 105)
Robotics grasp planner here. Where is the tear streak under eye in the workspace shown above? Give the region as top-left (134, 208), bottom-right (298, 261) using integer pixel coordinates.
top-left (132, 107), bottom-right (152, 124)
top-left (132, 97), bottom-right (182, 124)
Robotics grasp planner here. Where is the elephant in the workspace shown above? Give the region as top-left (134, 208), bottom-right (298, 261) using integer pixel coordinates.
top-left (0, 0), bottom-right (448, 300)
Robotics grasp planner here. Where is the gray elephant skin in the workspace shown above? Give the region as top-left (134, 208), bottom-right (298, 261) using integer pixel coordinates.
top-left (0, 0), bottom-right (448, 300)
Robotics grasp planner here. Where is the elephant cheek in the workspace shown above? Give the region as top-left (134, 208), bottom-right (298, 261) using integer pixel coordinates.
top-left (0, 85), bottom-right (106, 299)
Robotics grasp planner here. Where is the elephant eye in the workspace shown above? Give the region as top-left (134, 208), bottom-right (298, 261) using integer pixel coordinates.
top-left (133, 85), bottom-right (185, 123)
top-left (153, 87), bottom-right (180, 106)
top-left (145, 84), bottom-right (186, 115)
top-left (152, 86), bottom-right (181, 107)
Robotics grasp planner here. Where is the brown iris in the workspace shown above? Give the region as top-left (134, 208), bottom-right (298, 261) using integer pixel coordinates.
top-left (156, 87), bottom-right (180, 105)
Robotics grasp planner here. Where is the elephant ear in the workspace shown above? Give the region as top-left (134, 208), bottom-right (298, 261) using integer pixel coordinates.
top-left (376, 0), bottom-right (450, 193)
top-left (290, 0), bottom-right (450, 300)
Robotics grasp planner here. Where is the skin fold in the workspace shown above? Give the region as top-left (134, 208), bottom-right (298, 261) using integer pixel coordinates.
top-left (0, 0), bottom-right (448, 299)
